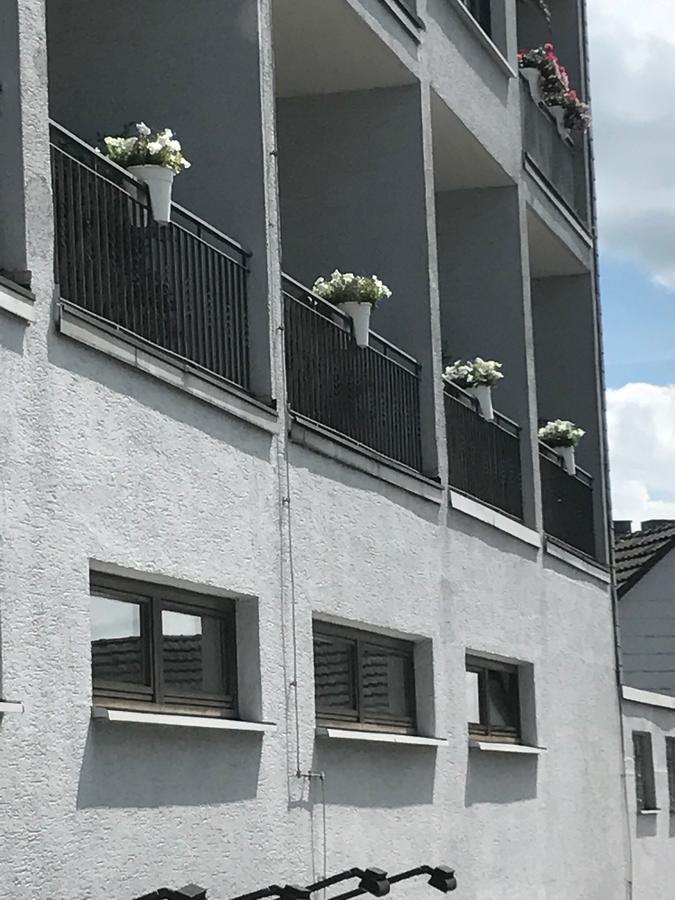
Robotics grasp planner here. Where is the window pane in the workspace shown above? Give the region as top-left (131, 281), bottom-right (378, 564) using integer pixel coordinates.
top-left (314, 635), bottom-right (357, 713)
top-left (633, 731), bottom-right (657, 811)
top-left (666, 737), bottom-right (675, 813)
top-left (91, 594), bottom-right (149, 687)
top-left (161, 609), bottom-right (228, 697)
top-left (466, 670), bottom-right (481, 724)
top-left (361, 646), bottom-right (412, 721)
top-left (486, 668), bottom-right (519, 730)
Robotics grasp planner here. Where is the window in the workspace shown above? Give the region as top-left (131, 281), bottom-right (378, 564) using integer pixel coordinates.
top-left (313, 623), bottom-right (416, 734)
top-left (90, 574), bottom-right (237, 716)
top-left (666, 737), bottom-right (675, 813)
top-left (466, 656), bottom-right (521, 742)
top-left (462, 0), bottom-right (492, 35)
top-left (633, 731), bottom-right (657, 812)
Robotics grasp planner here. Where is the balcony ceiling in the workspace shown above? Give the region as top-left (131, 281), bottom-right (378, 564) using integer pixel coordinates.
top-left (273, 0), bottom-right (415, 98)
top-left (527, 210), bottom-right (589, 278)
top-left (430, 91), bottom-right (511, 191)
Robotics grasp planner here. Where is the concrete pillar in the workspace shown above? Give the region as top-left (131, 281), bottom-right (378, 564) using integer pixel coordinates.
top-left (276, 84), bottom-right (440, 476)
top-left (45, 0), bottom-right (273, 399)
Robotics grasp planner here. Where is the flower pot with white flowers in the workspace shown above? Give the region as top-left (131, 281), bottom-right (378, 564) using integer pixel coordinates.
top-left (312, 271), bottom-right (392, 348)
top-left (103, 122), bottom-right (191, 224)
top-left (538, 419), bottom-right (585, 475)
top-left (442, 357), bottom-right (503, 421)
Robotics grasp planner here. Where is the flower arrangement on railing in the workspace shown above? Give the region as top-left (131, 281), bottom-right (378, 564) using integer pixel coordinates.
top-left (102, 122), bottom-right (190, 223)
top-left (539, 419), bottom-right (585, 475)
top-left (442, 358), bottom-right (503, 421)
top-left (518, 44), bottom-right (591, 135)
top-left (312, 271), bottom-right (391, 348)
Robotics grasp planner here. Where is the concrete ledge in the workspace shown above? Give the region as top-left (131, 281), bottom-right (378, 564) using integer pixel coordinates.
top-left (544, 539), bottom-right (611, 583)
top-left (449, 490), bottom-right (541, 548)
top-left (58, 302), bottom-right (278, 435)
top-left (0, 280), bottom-right (35, 323)
top-left (445, 0), bottom-right (516, 78)
top-left (469, 740), bottom-right (544, 755)
top-left (622, 685), bottom-right (675, 710)
top-left (375, 0), bottom-right (424, 40)
top-left (92, 706), bottom-right (277, 732)
top-left (289, 414), bottom-right (443, 504)
top-left (317, 726), bottom-right (446, 747)
top-left (523, 158), bottom-right (593, 252)
top-left (0, 701), bottom-right (24, 714)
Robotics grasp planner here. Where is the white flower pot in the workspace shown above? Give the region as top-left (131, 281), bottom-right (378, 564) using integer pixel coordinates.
top-left (549, 105), bottom-right (570, 140)
top-left (555, 445), bottom-right (576, 475)
top-left (340, 301), bottom-right (372, 348)
top-left (128, 164), bottom-right (175, 224)
top-left (521, 67), bottom-right (543, 104)
top-left (466, 384), bottom-right (494, 421)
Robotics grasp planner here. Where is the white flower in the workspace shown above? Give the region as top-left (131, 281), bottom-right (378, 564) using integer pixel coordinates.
top-left (136, 122), bottom-right (151, 137)
top-left (147, 140), bottom-right (162, 155)
top-left (443, 357), bottom-right (503, 388)
top-left (538, 419), bottom-right (585, 448)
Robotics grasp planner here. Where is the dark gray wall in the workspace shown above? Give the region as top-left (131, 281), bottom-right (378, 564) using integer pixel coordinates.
top-left (276, 85), bottom-right (439, 473)
top-left (45, 0), bottom-right (272, 396)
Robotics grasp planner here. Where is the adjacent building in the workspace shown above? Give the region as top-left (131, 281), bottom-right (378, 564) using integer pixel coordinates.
top-left (0, 1), bottom-right (628, 898)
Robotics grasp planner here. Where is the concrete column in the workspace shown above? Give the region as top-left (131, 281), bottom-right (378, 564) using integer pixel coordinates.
top-left (276, 84), bottom-right (440, 476)
top-left (435, 184), bottom-right (540, 527)
top-left (45, 0), bottom-right (272, 399)
top-left (0, 0), bottom-right (51, 291)
top-left (531, 273), bottom-right (609, 560)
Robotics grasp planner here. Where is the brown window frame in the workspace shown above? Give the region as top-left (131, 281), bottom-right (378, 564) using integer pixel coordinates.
top-left (466, 655), bottom-right (522, 743)
top-left (90, 573), bottom-right (238, 718)
top-left (313, 622), bottom-right (417, 735)
top-left (633, 730), bottom-right (658, 812)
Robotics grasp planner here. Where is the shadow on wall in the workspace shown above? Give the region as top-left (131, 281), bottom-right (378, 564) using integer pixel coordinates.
top-left (47, 331), bottom-right (273, 464)
top-left (0, 310), bottom-right (28, 356)
top-left (311, 741), bottom-right (437, 809)
top-left (76, 722), bottom-right (263, 809)
top-left (464, 751), bottom-right (538, 805)
top-left (636, 813), bottom-right (658, 840)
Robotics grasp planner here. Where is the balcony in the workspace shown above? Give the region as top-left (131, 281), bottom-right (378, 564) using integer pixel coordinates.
top-left (445, 384), bottom-right (523, 520)
top-left (521, 78), bottom-right (588, 226)
top-left (49, 122), bottom-right (251, 393)
top-left (540, 443), bottom-right (595, 558)
top-left (283, 276), bottom-right (423, 472)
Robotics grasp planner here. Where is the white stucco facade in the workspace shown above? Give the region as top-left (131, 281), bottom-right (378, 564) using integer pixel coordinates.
top-left (0, 1), bottom-right (629, 898)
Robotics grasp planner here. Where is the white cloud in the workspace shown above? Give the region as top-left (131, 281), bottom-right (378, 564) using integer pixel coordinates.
top-left (607, 383), bottom-right (675, 525)
top-left (589, 0), bottom-right (675, 288)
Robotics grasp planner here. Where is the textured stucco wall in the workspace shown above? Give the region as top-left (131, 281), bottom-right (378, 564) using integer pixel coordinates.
top-left (622, 700), bottom-right (675, 900)
top-left (0, 0), bottom-right (629, 898)
top-left (620, 552), bottom-right (675, 695)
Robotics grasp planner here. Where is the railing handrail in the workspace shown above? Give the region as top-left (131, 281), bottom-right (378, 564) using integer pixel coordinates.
top-left (539, 441), bottom-right (593, 485)
top-left (443, 382), bottom-right (520, 438)
top-left (49, 119), bottom-right (251, 261)
top-left (281, 273), bottom-right (421, 374)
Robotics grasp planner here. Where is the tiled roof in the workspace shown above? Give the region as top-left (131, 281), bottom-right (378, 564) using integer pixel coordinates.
top-left (615, 523), bottom-right (675, 594)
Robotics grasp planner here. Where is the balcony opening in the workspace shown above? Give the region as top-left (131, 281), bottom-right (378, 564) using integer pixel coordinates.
top-left (45, 0), bottom-right (273, 399)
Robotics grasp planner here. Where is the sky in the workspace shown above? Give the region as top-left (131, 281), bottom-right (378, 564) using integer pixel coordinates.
top-left (588, 0), bottom-right (675, 526)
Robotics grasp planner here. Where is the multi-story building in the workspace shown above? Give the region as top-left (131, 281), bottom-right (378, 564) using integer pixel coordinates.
top-left (0, 1), bottom-right (629, 897)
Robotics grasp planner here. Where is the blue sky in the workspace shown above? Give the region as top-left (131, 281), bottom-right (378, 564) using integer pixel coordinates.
top-left (588, 0), bottom-right (675, 524)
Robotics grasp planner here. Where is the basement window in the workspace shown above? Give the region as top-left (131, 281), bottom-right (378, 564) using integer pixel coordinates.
top-left (466, 655), bottom-right (522, 742)
top-left (633, 731), bottom-right (658, 812)
top-left (313, 622), bottom-right (416, 734)
top-left (90, 573), bottom-right (237, 717)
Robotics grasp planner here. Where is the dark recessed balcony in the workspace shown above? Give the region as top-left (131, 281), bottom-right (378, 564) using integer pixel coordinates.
top-left (49, 122), bottom-right (251, 393)
top-left (283, 276), bottom-right (423, 472)
top-left (540, 442), bottom-right (595, 558)
top-left (444, 383), bottom-right (523, 520)
top-left (520, 78), bottom-right (589, 226)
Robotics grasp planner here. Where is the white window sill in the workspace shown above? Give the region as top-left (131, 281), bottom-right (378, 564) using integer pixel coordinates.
top-left (0, 701), bottom-right (24, 714)
top-left (544, 538), bottom-right (610, 584)
top-left (638, 809), bottom-right (660, 816)
top-left (449, 490), bottom-right (541, 549)
top-left (469, 740), bottom-right (544, 755)
top-left (92, 706), bottom-right (277, 733)
top-left (317, 726), bottom-right (446, 747)
top-left (0, 280), bottom-right (35, 323)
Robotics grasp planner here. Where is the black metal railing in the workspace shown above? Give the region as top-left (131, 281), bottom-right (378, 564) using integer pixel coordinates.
top-left (444, 384), bottom-right (523, 520)
top-left (540, 443), bottom-right (595, 557)
top-left (520, 79), bottom-right (588, 225)
top-left (50, 121), bottom-right (251, 391)
top-left (283, 276), bottom-right (423, 471)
